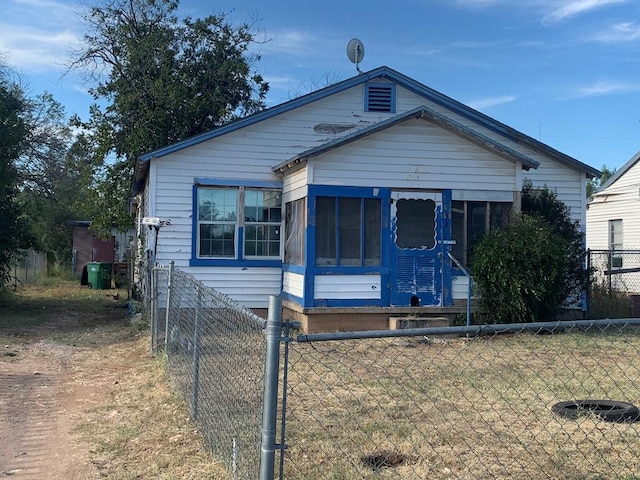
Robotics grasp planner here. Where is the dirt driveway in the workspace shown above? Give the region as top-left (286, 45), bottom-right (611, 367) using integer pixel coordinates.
top-left (0, 286), bottom-right (136, 479)
top-left (0, 284), bottom-right (225, 480)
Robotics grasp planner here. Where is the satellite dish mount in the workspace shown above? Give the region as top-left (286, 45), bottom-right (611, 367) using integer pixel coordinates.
top-left (346, 38), bottom-right (365, 73)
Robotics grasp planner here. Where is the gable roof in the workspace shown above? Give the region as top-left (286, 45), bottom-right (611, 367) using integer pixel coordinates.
top-left (133, 65), bottom-right (600, 194)
top-left (273, 105), bottom-right (540, 173)
top-left (594, 149), bottom-right (640, 194)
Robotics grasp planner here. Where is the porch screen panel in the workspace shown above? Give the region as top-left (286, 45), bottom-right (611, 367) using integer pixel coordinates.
top-left (339, 197), bottom-right (362, 266)
top-left (364, 198), bottom-right (382, 266)
top-left (316, 197), bottom-right (337, 266)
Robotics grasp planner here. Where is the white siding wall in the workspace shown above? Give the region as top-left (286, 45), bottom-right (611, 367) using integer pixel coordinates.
top-left (452, 276), bottom-right (473, 300)
top-left (587, 161), bottom-right (640, 250)
top-left (311, 120), bottom-right (518, 191)
top-left (314, 275), bottom-right (382, 300)
top-left (283, 271), bottom-right (304, 299)
top-left (282, 167), bottom-right (308, 203)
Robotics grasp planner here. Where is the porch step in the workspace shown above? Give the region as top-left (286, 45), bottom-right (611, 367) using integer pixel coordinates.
top-left (389, 316), bottom-right (450, 330)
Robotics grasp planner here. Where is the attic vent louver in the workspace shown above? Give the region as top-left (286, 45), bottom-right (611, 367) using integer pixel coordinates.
top-left (365, 83), bottom-right (396, 113)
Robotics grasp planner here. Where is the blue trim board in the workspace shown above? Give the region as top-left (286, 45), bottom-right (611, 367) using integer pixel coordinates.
top-left (191, 184), bottom-right (198, 261)
top-left (195, 178), bottom-right (282, 189)
top-left (282, 264), bottom-right (305, 275)
top-left (314, 298), bottom-right (386, 308)
top-left (281, 291), bottom-right (304, 306)
top-left (441, 189), bottom-right (453, 306)
top-left (190, 258), bottom-right (282, 267)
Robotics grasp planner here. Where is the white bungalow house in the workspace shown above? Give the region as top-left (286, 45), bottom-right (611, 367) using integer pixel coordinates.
top-left (132, 66), bottom-right (600, 332)
top-left (586, 150), bottom-right (640, 293)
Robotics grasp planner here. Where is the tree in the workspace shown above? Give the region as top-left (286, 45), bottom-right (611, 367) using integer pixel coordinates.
top-left (587, 164), bottom-right (616, 197)
top-left (0, 69), bottom-right (30, 286)
top-left (71, 0), bottom-right (269, 235)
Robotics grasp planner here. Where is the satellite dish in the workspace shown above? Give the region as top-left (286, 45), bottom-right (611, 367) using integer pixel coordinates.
top-left (346, 38), bottom-right (365, 73)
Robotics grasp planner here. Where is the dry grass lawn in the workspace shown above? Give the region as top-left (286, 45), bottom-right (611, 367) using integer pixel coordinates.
top-left (282, 330), bottom-right (640, 480)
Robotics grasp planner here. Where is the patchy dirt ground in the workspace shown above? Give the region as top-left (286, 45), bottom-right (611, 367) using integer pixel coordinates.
top-left (0, 284), bottom-right (226, 480)
top-left (0, 287), bottom-right (133, 479)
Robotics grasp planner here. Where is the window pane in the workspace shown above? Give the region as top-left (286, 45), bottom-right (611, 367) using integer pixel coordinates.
top-left (339, 198), bottom-right (362, 266)
top-left (199, 224), bottom-right (235, 257)
top-left (198, 188), bottom-right (237, 221)
top-left (245, 225), bottom-right (281, 257)
top-left (364, 198), bottom-right (381, 266)
top-left (396, 198), bottom-right (436, 249)
top-left (316, 197), bottom-right (336, 266)
top-left (245, 189), bottom-right (282, 222)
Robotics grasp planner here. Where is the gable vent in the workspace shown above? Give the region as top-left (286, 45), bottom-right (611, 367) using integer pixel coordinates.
top-left (365, 83), bottom-right (396, 113)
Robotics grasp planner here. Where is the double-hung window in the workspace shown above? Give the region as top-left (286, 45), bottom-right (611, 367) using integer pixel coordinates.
top-left (196, 186), bottom-right (282, 261)
top-left (609, 219), bottom-right (623, 268)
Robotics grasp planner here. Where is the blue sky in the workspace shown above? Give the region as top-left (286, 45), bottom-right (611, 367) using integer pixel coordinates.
top-left (2, 0), bottom-right (640, 172)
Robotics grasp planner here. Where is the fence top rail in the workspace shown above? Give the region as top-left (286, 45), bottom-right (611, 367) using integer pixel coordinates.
top-left (295, 318), bottom-right (640, 343)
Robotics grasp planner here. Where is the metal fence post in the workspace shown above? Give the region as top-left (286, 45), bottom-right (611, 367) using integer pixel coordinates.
top-left (259, 295), bottom-right (282, 480)
top-left (164, 261), bottom-right (174, 355)
top-left (150, 265), bottom-right (156, 353)
top-left (191, 284), bottom-right (201, 419)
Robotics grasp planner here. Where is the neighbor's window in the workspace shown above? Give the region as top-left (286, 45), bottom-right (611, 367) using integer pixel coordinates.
top-left (315, 196), bottom-right (381, 267)
top-left (609, 219), bottom-right (623, 268)
top-left (451, 200), bottom-right (511, 266)
top-left (197, 187), bottom-right (281, 259)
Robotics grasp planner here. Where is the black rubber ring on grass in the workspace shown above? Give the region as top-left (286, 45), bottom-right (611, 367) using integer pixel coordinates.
top-left (552, 400), bottom-right (640, 423)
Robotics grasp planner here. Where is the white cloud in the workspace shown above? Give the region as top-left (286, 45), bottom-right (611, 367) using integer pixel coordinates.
top-left (467, 95), bottom-right (518, 109)
top-left (451, 0), bottom-right (627, 24)
top-left (591, 22), bottom-right (640, 42)
top-left (256, 30), bottom-right (319, 57)
top-left (572, 81), bottom-right (640, 97)
top-left (542, 0), bottom-right (626, 24)
top-left (0, 0), bottom-right (83, 73)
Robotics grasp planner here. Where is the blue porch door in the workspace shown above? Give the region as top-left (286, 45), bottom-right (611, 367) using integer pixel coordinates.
top-left (390, 191), bottom-right (443, 306)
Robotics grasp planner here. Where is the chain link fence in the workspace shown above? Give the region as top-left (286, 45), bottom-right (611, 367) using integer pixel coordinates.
top-left (281, 321), bottom-right (640, 480)
top-left (588, 249), bottom-right (640, 318)
top-left (143, 265), bottom-right (640, 479)
top-left (149, 264), bottom-right (267, 480)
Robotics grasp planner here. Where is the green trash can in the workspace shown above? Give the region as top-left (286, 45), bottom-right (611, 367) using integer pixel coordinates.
top-left (87, 262), bottom-right (112, 289)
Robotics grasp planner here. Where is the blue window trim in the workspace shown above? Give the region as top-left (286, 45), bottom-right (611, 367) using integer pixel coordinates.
top-left (190, 181), bottom-right (283, 267)
top-left (195, 177), bottom-right (282, 189)
top-left (302, 185), bottom-right (391, 308)
top-left (364, 82), bottom-right (397, 113)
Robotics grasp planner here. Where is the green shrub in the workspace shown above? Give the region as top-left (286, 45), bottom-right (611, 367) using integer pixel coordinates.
top-left (521, 181), bottom-right (587, 306)
top-left (471, 215), bottom-right (568, 323)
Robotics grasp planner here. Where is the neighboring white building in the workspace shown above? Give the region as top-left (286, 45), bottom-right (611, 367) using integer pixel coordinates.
top-left (586, 151), bottom-right (640, 292)
top-left (132, 66), bottom-right (600, 331)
